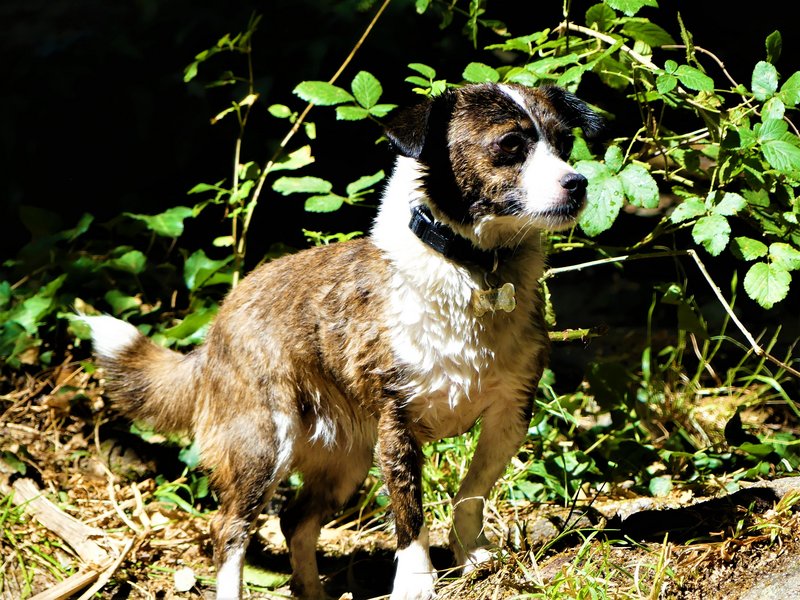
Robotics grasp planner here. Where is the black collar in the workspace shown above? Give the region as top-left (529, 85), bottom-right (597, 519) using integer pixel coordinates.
top-left (408, 205), bottom-right (509, 273)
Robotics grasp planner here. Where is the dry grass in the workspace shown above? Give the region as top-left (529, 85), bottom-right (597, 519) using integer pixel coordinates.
top-left (2, 359), bottom-right (800, 599)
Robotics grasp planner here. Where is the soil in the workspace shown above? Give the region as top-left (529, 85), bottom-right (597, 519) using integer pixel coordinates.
top-left (2, 362), bottom-right (800, 600)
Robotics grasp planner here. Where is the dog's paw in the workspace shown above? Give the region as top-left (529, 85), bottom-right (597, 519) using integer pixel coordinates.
top-left (389, 570), bottom-right (437, 600)
top-left (460, 546), bottom-right (495, 575)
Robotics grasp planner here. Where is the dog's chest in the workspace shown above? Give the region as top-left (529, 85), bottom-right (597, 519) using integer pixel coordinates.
top-left (384, 262), bottom-right (542, 440)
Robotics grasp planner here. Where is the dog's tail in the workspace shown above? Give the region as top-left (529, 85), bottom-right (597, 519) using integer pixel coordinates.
top-left (79, 315), bottom-right (199, 433)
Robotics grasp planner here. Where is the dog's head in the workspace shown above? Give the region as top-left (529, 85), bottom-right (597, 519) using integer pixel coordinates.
top-left (386, 83), bottom-right (604, 247)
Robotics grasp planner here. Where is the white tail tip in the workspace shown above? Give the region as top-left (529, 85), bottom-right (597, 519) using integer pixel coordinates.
top-left (78, 315), bottom-right (141, 359)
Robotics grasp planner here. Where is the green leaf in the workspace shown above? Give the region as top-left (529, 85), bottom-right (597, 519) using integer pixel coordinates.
top-left (762, 96), bottom-right (786, 120)
top-left (766, 30), bottom-right (782, 64)
top-left (463, 62), bottom-right (500, 83)
top-left (368, 104), bottom-right (397, 118)
top-left (293, 81), bottom-right (354, 106)
top-left (575, 161), bottom-right (624, 236)
top-left (656, 73), bottom-right (677, 94)
top-left (692, 214), bottom-right (730, 256)
top-left (184, 250), bottom-right (231, 292)
top-left (125, 206), bottom-right (194, 238)
top-left (163, 308), bottom-right (216, 345)
top-left (585, 4), bottom-right (616, 31)
top-left (744, 262), bottom-right (791, 308)
top-left (104, 290), bottom-right (141, 315)
top-left (602, 0), bottom-right (657, 16)
top-left (675, 65), bottom-right (714, 92)
top-left (271, 145), bottom-right (315, 172)
top-left (335, 106), bottom-right (371, 121)
top-left (351, 71), bottom-right (382, 109)
top-left (268, 104), bottom-right (293, 119)
top-left (752, 60), bottom-right (779, 101)
top-left (104, 250), bottom-right (146, 274)
top-left (756, 118), bottom-right (788, 142)
top-left (769, 242), bottom-right (800, 271)
top-left (346, 170), bottom-right (385, 197)
top-left (730, 237), bottom-right (768, 261)
top-left (242, 565), bottom-right (291, 590)
top-left (779, 71), bottom-right (800, 106)
top-left (408, 63), bottom-right (437, 79)
top-left (272, 176), bottom-right (332, 196)
top-left (743, 188), bottom-right (770, 207)
top-left (669, 197), bottom-right (706, 223)
top-left (649, 475), bottom-right (673, 497)
top-left (712, 192), bottom-right (746, 216)
top-left (305, 195), bottom-right (345, 213)
top-left (761, 138), bottom-right (800, 176)
top-left (178, 439), bottom-right (202, 469)
top-left (604, 145), bottom-right (624, 174)
top-left (622, 20), bottom-right (676, 47)
top-left (619, 163), bottom-right (659, 208)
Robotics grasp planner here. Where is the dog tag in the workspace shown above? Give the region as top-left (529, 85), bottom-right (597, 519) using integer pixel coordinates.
top-left (472, 282), bottom-right (516, 317)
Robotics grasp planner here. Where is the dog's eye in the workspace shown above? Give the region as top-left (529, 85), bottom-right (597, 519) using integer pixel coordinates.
top-left (496, 133), bottom-right (525, 156)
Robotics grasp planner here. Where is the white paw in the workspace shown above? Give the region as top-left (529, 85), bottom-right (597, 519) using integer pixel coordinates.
top-left (391, 529), bottom-right (437, 600)
top-left (390, 569), bottom-right (437, 600)
top-left (461, 547), bottom-right (495, 575)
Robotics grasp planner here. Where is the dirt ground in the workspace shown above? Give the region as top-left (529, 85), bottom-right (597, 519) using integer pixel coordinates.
top-left (2, 363), bottom-right (800, 600)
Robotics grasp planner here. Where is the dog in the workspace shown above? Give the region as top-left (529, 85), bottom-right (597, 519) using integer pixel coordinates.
top-left (80, 82), bottom-right (602, 600)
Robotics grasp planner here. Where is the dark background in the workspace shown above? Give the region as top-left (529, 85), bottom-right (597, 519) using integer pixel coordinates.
top-left (3, 0), bottom-right (796, 255)
top-left (2, 0), bottom-right (798, 382)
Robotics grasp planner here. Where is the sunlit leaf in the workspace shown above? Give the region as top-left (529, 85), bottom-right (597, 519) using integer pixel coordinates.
top-left (744, 262), bottom-right (790, 308)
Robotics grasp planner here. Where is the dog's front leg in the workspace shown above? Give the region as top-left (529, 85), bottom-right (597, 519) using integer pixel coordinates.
top-left (449, 399), bottom-right (533, 573)
top-left (378, 404), bottom-right (437, 600)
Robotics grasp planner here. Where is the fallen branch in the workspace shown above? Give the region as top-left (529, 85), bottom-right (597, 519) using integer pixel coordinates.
top-left (0, 476), bottom-right (109, 566)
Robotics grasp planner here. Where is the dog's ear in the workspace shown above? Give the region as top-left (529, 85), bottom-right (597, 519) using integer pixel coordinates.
top-left (541, 85), bottom-right (605, 139)
top-left (385, 91), bottom-right (456, 159)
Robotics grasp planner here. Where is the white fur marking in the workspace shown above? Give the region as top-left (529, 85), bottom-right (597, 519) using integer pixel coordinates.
top-left (80, 315), bottom-right (140, 359)
top-left (272, 411), bottom-right (297, 475)
top-left (391, 527), bottom-right (437, 600)
top-left (499, 84), bottom-right (534, 120)
top-left (215, 546), bottom-right (244, 600)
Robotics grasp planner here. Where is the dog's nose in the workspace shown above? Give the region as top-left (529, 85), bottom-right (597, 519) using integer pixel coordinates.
top-left (560, 172), bottom-right (587, 196)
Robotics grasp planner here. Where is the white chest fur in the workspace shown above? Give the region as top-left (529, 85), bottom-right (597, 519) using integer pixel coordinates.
top-left (372, 158), bottom-right (547, 440)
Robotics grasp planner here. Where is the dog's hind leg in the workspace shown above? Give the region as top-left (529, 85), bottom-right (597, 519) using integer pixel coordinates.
top-left (280, 442), bottom-right (374, 600)
top-left (204, 409), bottom-right (298, 600)
top-left (449, 398), bottom-right (533, 573)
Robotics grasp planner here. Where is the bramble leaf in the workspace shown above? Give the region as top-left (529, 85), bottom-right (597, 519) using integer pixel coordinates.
top-left (272, 176), bottom-right (332, 196)
top-left (730, 237), bottom-right (768, 261)
top-left (125, 206), bottom-right (194, 238)
top-left (305, 195), bottom-right (345, 213)
top-left (463, 62), bottom-right (500, 83)
top-left (351, 71), bottom-right (382, 109)
top-left (675, 65), bottom-right (714, 92)
top-left (575, 161), bottom-right (624, 236)
top-left (619, 163), bottom-right (659, 208)
top-left (744, 262), bottom-right (790, 308)
top-left (692, 214), bottom-right (730, 256)
top-left (752, 60), bottom-right (779, 101)
top-left (669, 197), bottom-right (706, 223)
top-left (294, 81), bottom-right (354, 106)
top-left (769, 242), bottom-right (800, 271)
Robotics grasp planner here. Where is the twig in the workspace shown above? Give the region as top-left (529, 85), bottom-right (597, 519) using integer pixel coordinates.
top-left (548, 326), bottom-right (607, 344)
top-left (75, 536), bottom-right (136, 600)
top-left (545, 249), bottom-right (800, 379)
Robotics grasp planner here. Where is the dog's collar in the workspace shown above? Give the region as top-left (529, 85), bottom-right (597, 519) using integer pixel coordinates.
top-left (409, 205), bottom-right (508, 273)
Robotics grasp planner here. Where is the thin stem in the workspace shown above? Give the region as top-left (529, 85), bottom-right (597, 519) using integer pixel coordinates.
top-left (545, 249), bottom-right (800, 379)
